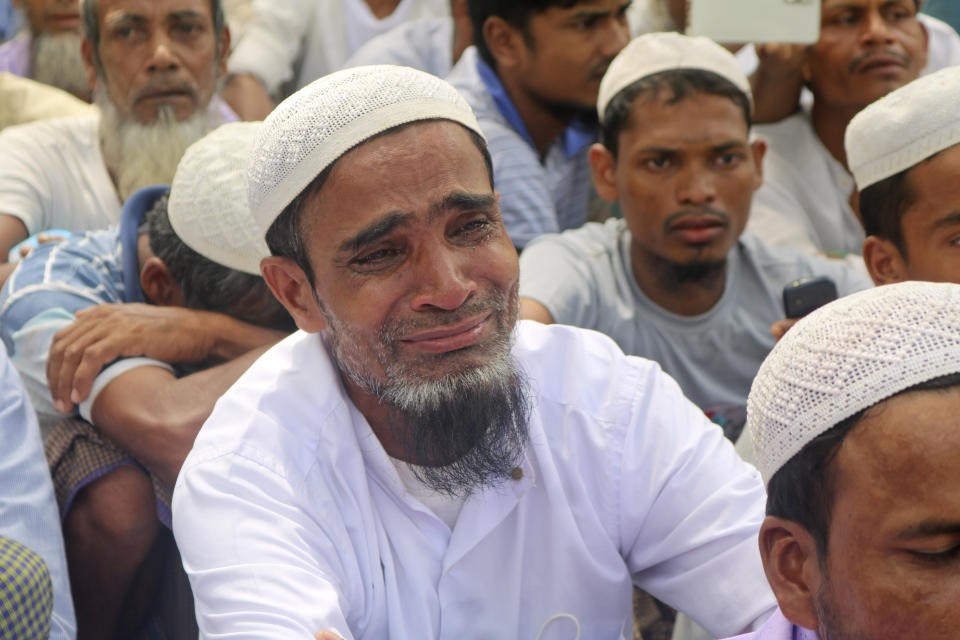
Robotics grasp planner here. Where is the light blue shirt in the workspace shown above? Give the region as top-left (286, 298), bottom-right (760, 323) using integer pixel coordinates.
top-left (0, 345), bottom-right (76, 639)
top-left (0, 0), bottom-right (18, 42)
top-left (446, 47), bottom-right (595, 248)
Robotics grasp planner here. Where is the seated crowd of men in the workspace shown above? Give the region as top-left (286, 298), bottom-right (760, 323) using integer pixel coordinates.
top-left (0, 0), bottom-right (959, 639)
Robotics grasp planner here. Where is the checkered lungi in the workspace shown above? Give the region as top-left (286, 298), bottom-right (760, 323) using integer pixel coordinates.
top-left (43, 417), bottom-right (173, 529)
top-left (0, 536), bottom-right (53, 640)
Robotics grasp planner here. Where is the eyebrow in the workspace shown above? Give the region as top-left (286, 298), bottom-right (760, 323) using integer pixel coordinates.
top-left (338, 212), bottom-right (416, 255)
top-left (168, 10), bottom-right (206, 22)
top-left (896, 520), bottom-right (960, 539)
top-left (930, 211), bottom-right (960, 230)
top-left (427, 192), bottom-right (497, 222)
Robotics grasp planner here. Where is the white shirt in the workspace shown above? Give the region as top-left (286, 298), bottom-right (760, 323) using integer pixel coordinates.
top-left (0, 114), bottom-right (120, 235)
top-left (747, 107), bottom-right (864, 256)
top-left (227, 0), bottom-right (449, 96)
top-left (173, 321), bottom-right (775, 640)
top-left (343, 16), bottom-right (454, 78)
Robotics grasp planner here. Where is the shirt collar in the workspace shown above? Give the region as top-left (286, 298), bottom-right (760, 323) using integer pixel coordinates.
top-left (119, 184), bottom-right (170, 304)
top-left (475, 55), bottom-right (595, 159)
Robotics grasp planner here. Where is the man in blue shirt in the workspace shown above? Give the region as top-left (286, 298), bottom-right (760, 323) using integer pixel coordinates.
top-left (447, 0), bottom-right (630, 248)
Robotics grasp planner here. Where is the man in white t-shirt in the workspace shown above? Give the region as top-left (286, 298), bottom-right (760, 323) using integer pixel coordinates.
top-left (173, 64), bottom-right (777, 640)
top-left (745, 0), bottom-right (928, 257)
top-left (0, 0), bottom-right (234, 286)
top-left (222, 0), bottom-right (449, 120)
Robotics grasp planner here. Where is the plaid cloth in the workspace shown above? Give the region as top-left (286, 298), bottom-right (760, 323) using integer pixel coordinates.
top-left (0, 536), bottom-right (53, 640)
top-left (43, 417), bottom-right (173, 529)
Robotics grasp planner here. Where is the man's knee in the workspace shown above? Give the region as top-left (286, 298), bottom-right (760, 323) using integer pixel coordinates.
top-left (64, 466), bottom-right (159, 545)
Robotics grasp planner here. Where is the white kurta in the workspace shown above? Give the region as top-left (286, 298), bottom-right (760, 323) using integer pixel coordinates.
top-left (173, 321), bottom-right (775, 639)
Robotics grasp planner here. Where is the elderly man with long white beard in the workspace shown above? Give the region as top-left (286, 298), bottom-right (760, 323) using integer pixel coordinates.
top-left (0, 0), bottom-right (89, 98)
top-left (0, 0), bottom-right (234, 286)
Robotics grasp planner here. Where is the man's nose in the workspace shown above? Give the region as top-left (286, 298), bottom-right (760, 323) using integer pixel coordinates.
top-left (409, 247), bottom-right (476, 312)
top-left (599, 13), bottom-right (631, 60)
top-left (860, 10), bottom-right (896, 46)
top-left (676, 167), bottom-right (717, 205)
top-left (146, 38), bottom-right (180, 73)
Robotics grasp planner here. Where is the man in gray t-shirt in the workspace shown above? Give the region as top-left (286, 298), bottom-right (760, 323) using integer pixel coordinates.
top-left (519, 33), bottom-right (872, 414)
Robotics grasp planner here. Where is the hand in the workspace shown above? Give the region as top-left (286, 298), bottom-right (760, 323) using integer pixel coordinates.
top-left (771, 318), bottom-right (800, 342)
top-left (316, 632), bottom-right (344, 640)
top-left (46, 304), bottom-right (217, 412)
top-left (754, 42), bottom-right (808, 79)
top-left (18, 233), bottom-right (68, 258)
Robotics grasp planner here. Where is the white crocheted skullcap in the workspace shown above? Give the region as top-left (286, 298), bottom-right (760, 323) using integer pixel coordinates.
top-left (847, 65), bottom-right (960, 191)
top-left (167, 121), bottom-right (267, 276)
top-left (749, 280), bottom-right (960, 486)
top-left (597, 32), bottom-right (752, 123)
top-left (248, 64), bottom-right (484, 235)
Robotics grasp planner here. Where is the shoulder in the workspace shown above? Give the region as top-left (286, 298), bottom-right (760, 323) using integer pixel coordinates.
top-left (514, 320), bottom-right (669, 424)
top-left (737, 234), bottom-right (872, 294)
top-left (0, 112), bottom-right (99, 150)
top-left (525, 219), bottom-right (624, 256)
top-left (183, 332), bottom-right (356, 482)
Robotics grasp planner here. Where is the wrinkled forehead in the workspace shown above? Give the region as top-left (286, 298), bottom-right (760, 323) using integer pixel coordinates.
top-left (96, 0), bottom-right (212, 25)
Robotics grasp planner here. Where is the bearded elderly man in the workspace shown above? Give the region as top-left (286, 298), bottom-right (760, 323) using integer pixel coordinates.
top-left (173, 65), bottom-right (777, 640)
top-left (0, 0), bottom-right (90, 98)
top-left (0, 0), bottom-right (234, 286)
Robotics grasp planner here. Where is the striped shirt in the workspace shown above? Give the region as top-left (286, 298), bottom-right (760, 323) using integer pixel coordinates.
top-left (447, 47), bottom-right (595, 249)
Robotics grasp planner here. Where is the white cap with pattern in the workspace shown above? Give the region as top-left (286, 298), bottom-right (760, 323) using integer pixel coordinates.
top-left (247, 64), bottom-right (484, 235)
top-left (749, 281), bottom-right (960, 486)
top-left (167, 121), bottom-right (267, 276)
top-left (846, 66), bottom-right (960, 191)
top-left (597, 32), bottom-right (753, 123)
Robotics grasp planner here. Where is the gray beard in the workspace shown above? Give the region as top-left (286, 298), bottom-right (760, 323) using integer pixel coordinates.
top-left (96, 86), bottom-right (209, 201)
top-left (31, 32), bottom-right (90, 99)
top-left (324, 292), bottom-right (530, 497)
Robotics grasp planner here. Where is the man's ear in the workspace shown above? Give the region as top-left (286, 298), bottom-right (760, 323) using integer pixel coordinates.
top-left (140, 257), bottom-right (184, 306)
top-left (588, 143), bottom-right (619, 202)
top-left (482, 16), bottom-right (526, 71)
top-left (759, 516), bottom-right (822, 631)
top-left (862, 235), bottom-right (907, 286)
top-left (750, 138), bottom-right (767, 191)
top-left (81, 38), bottom-right (98, 93)
top-left (216, 25), bottom-right (231, 78)
top-left (260, 256), bottom-right (328, 333)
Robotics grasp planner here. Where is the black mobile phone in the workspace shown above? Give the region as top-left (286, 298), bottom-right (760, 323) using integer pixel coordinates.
top-left (782, 276), bottom-right (838, 320)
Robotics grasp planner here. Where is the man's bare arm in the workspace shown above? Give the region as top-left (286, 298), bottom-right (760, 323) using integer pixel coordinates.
top-left (519, 297), bottom-right (556, 324)
top-left (223, 73), bottom-right (275, 121)
top-left (749, 43), bottom-right (808, 124)
top-left (89, 344), bottom-right (274, 487)
top-left (47, 304), bottom-right (287, 411)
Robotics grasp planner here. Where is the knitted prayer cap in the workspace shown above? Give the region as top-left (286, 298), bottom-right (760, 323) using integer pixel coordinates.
top-left (749, 281), bottom-right (960, 486)
top-left (846, 66), bottom-right (960, 190)
top-left (167, 121), bottom-right (267, 276)
top-left (248, 64), bottom-right (484, 235)
top-left (597, 32), bottom-right (753, 123)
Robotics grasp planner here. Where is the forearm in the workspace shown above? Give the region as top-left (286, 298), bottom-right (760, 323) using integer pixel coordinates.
top-left (223, 73), bottom-right (275, 121)
top-left (749, 64), bottom-right (804, 124)
top-left (90, 345), bottom-right (273, 485)
top-left (200, 310), bottom-right (288, 360)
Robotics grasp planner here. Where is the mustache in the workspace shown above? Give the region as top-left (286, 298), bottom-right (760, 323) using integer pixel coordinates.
top-left (848, 49), bottom-right (910, 73)
top-left (663, 207), bottom-right (731, 231)
top-left (385, 293), bottom-right (510, 342)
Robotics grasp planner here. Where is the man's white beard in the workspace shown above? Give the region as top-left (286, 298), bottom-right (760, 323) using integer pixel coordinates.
top-left (31, 32), bottom-right (89, 99)
top-left (96, 87), bottom-right (209, 201)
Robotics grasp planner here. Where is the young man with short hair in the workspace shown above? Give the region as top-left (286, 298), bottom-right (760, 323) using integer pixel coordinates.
top-left (447, 0), bottom-right (631, 248)
top-left (519, 33), bottom-right (870, 413)
top-left (725, 281), bottom-right (960, 639)
top-left (845, 65), bottom-right (960, 286)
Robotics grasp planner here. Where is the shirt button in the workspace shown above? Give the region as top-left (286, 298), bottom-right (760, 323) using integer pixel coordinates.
top-left (511, 467), bottom-right (523, 481)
